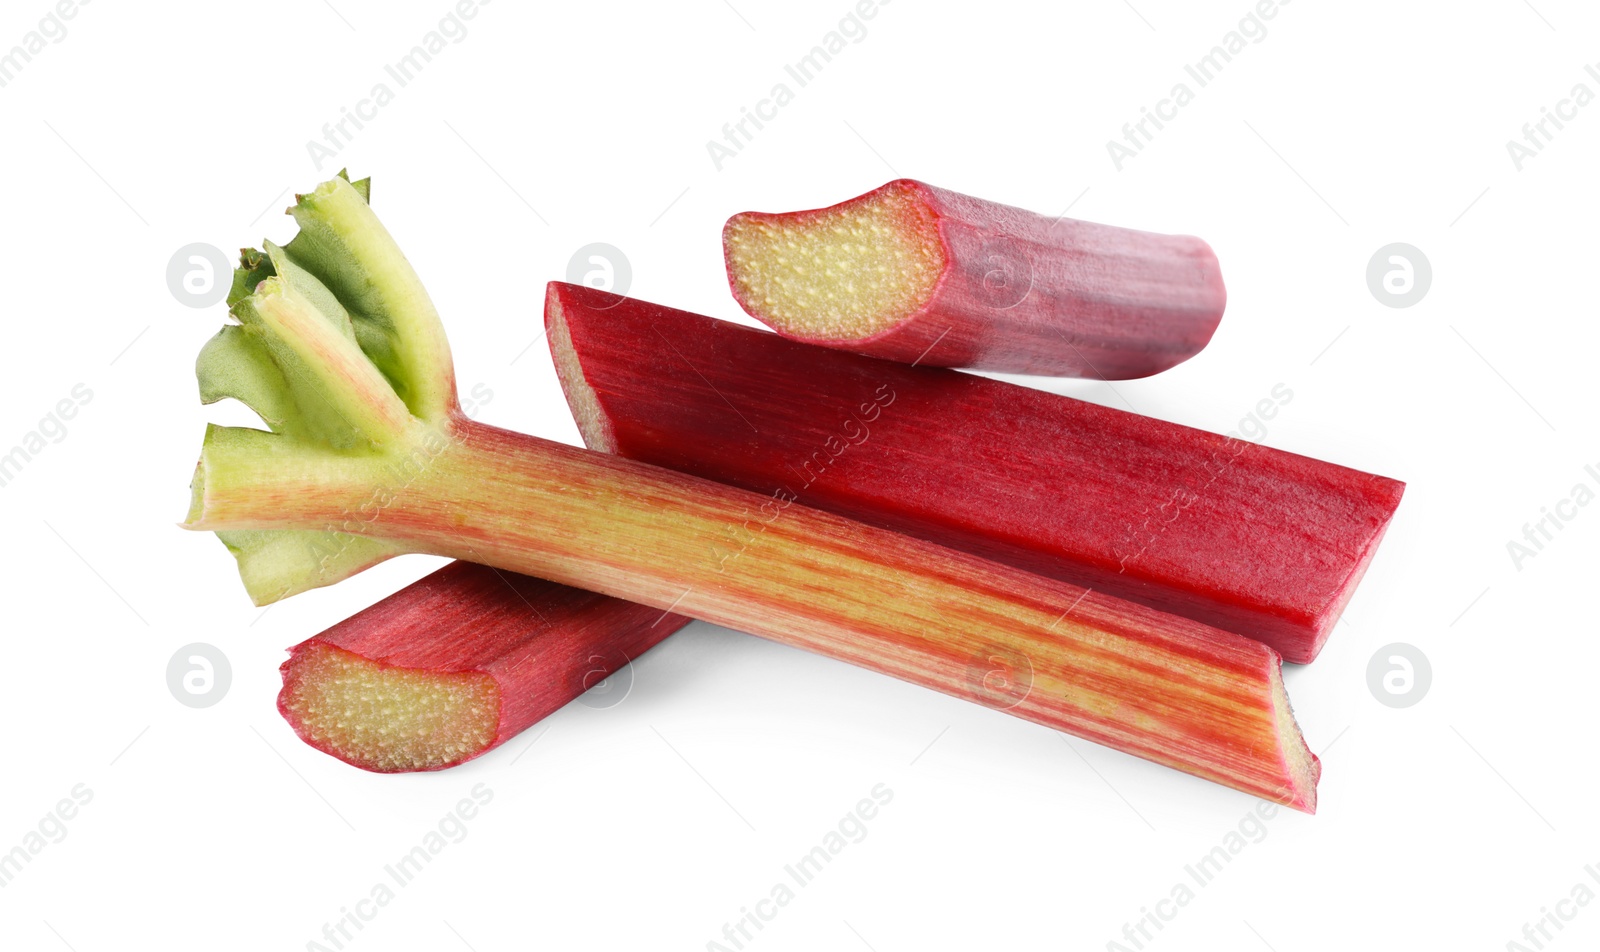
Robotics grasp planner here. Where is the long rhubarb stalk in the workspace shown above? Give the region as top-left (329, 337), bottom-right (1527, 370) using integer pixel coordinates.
top-left (546, 283), bottom-right (1403, 664)
top-left (722, 179), bottom-right (1227, 377)
top-left (184, 173), bottom-right (1319, 809)
top-left (280, 561), bottom-right (690, 771)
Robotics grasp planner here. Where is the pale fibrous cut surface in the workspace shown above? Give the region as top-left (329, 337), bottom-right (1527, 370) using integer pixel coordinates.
top-left (279, 642), bottom-right (499, 772)
top-left (724, 181), bottom-right (946, 339)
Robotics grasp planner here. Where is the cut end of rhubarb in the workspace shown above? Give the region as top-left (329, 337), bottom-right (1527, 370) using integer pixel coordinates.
top-left (723, 179), bottom-right (1229, 377)
top-left (1271, 670), bottom-right (1321, 813)
top-left (544, 284), bottom-right (618, 453)
top-left (723, 180), bottom-right (947, 341)
top-left (279, 641), bottom-right (500, 772)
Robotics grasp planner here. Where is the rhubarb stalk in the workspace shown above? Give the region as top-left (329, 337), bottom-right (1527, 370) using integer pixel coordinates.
top-left (722, 179), bottom-right (1226, 377)
top-left (546, 283), bottom-right (1403, 664)
top-left (279, 561), bottom-right (690, 772)
top-left (185, 173), bottom-right (1319, 809)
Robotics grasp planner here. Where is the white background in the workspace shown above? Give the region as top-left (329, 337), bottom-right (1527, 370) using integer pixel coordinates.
top-left (0, 1), bottom-right (1596, 949)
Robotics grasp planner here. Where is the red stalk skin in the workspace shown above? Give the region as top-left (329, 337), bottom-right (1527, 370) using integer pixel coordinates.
top-left (279, 560), bottom-right (689, 771)
top-left (723, 179), bottom-right (1227, 377)
top-left (547, 283), bottom-right (1404, 664)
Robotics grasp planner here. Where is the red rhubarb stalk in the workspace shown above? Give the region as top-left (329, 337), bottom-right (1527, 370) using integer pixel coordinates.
top-left (279, 561), bottom-right (689, 772)
top-left (722, 178), bottom-right (1227, 378)
top-left (185, 173), bottom-right (1319, 809)
top-left (546, 283), bottom-right (1402, 664)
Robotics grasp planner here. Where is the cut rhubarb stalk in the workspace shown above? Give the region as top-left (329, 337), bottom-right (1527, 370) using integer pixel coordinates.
top-left (279, 561), bottom-right (690, 772)
top-left (184, 173), bottom-right (1319, 810)
top-left (722, 179), bottom-right (1227, 377)
top-left (547, 283), bottom-right (1403, 665)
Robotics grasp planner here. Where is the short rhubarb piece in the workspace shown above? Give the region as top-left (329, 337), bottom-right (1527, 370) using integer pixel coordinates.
top-left (547, 284), bottom-right (1403, 664)
top-left (279, 561), bottom-right (690, 772)
top-left (184, 173), bottom-right (1318, 810)
top-left (722, 179), bottom-right (1227, 377)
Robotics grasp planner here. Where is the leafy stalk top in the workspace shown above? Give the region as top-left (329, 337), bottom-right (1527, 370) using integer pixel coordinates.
top-left (187, 172), bottom-right (460, 603)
